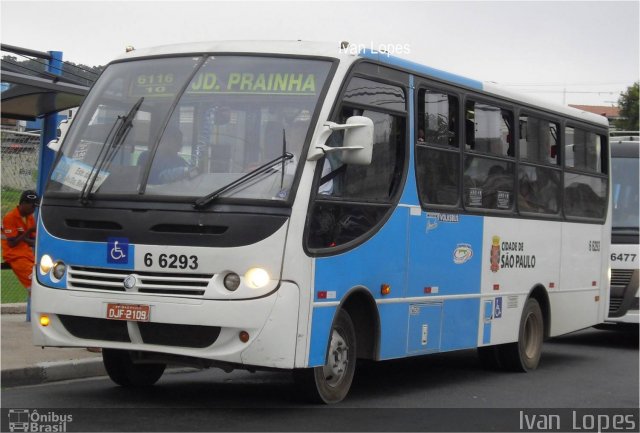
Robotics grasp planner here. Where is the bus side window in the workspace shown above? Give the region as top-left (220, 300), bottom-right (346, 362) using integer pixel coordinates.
top-left (465, 100), bottom-right (513, 157)
top-left (565, 127), bottom-right (603, 173)
top-left (518, 165), bottom-right (561, 214)
top-left (564, 128), bottom-right (607, 220)
top-left (307, 76), bottom-right (407, 251)
top-left (519, 115), bottom-right (559, 166)
top-left (462, 100), bottom-right (515, 212)
top-left (517, 114), bottom-right (561, 215)
top-left (308, 107), bottom-right (406, 249)
top-left (415, 88), bottom-right (460, 207)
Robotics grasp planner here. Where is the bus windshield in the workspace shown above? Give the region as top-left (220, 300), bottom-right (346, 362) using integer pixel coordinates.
top-left (612, 156), bottom-right (639, 229)
top-left (47, 55), bottom-right (332, 202)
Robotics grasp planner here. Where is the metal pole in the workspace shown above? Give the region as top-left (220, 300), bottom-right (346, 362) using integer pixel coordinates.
top-left (31, 51), bottom-right (63, 321)
top-left (37, 51), bottom-right (63, 196)
top-left (0, 43), bottom-right (53, 60)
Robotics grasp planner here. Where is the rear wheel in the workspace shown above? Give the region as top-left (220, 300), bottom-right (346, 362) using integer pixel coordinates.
top-left (103, 349), bottom-right (166, 387)
top-left (498, 298), bottom-right (544, 371)
top-left (294, 309), bottom-right (356, 404)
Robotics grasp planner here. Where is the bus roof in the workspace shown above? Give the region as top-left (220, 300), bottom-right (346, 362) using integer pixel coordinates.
top-left (116, 40), bottom-right (349, 61)
top-left (117, 40), bottom-right (608, 128)
top-left (361, 49), bottom-right (609, 127)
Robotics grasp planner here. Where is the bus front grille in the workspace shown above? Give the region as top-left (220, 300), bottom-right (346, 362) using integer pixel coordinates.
top-left (609, 269), bottom-right (637, 316)
top-left (138, 322), bottom-right (221, 348)
top-left (59, 315), bottom-right (131, 342)
top-left (611, 269), bottom-right (634, 288)
top-left (609, 297), bottom-right (624, 314)
top-left (58, 315), bottom-right (221, 348)
top-left (67, 266), bottom-right (213, 297)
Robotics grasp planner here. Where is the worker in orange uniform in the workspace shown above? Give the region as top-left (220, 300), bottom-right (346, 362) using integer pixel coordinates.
top-left (2, 190), bottom-right (38, 322)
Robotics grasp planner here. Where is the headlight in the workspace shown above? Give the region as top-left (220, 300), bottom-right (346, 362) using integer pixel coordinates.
top-left (245, 268), bottom-right (270, 289)
top-left (52, 261), bottom-right (67, 280)
top-left (223, 273), bottom-right (241, 291)
top-left (39, 255), bottom-right (54, 275)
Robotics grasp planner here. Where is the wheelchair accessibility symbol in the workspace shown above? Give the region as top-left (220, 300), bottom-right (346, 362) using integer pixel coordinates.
top-left (494, 297), bottom-right (503, 319)
top-left (107, 238), bottom-right (129, 264)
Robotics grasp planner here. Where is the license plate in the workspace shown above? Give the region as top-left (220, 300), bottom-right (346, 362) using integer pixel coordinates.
top-left (106, 303), bottom-right (150, 322)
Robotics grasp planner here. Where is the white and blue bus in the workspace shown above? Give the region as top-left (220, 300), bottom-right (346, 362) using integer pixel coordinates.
top-left (33, 41), bottom-right (610, 403)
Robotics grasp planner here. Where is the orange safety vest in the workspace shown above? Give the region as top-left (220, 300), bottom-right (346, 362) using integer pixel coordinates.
top-left (1, 207), bottom-right (36, 262)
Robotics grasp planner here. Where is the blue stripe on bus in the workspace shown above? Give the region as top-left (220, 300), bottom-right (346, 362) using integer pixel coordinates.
top-left (441, 298), bottom-right (480, 351)
top-left (378, 302), bottom-right (413, 358)
top-left (309, 207), bottom-right (485, 365)
top-left (308, 305), bottom-right (338, 366)
top-left (482, 300), bottom-right (493, 345)
top-left (359, 49), bottom-right (483, 90)
top-left (483, 322), bottom-right (492, 345)
top-left (314, 207), bottom-right (410, 303)
top-left (407, 213), bottom-right (483, 297)
top-left (36, 220), bottom-right (134, 288)
top-left (400, 75), bottom-right (419, 206)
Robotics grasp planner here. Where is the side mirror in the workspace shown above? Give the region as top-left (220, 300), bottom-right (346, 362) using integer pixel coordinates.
top-left (307, 116), bottom-right (374, 165)
top-left (341, 116), bottom-right (374, 165)
top-left (47, 118), bottom-right (72, 152)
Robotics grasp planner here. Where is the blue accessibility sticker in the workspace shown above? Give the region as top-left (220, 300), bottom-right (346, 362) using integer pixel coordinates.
top-left (107, 237), bottom-right (129, 264)
top-left (494, 297), bottom-right (503, 319)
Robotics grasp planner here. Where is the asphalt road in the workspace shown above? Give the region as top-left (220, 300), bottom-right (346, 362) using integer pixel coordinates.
top-left (2, 326), bottom-right (638, 432)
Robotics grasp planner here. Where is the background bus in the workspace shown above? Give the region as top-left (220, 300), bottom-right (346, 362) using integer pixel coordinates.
top-left (608, 133), bottom-right (639, 324)
top-left (32, 41), bottom-right (610, 403)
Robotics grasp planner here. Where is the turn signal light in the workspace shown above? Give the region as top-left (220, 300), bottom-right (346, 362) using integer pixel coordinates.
top-left (381, 284), bottom-right (391, 296)
top-left (39, 315), bottom-right (50, 327)
top-left (239, 331), bottom-right (250, 343)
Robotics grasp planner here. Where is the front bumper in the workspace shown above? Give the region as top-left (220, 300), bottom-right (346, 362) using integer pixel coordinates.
top-left (31, 278), bottom-right (300, 369)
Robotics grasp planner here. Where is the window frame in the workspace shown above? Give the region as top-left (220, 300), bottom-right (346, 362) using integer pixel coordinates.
top-left (304, 62), bottom-right (411, 257)
top-left (414, 83), bottom-right (464, 210)
top-left (463, 96), bottom-right (516, 159)
top-left (461, 95), bottom-right (517, 214)
top-left (518, 111), bottom-right (561, 167)
top-left (516, 109), bottom-right (563, 218)
top-left (411, 81), bottom-right (608, 224)
top-left (562, 121), bottom-right (609, 222)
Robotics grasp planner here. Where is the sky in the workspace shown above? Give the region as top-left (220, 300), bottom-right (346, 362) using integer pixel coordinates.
top-left (1, 0), bottom-right (638, 107)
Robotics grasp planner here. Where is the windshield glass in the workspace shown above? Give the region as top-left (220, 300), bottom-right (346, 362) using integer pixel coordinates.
top-left (612, 156), bottom-right (639, 229)
top-left (47, 56), bottom-right (332, 202)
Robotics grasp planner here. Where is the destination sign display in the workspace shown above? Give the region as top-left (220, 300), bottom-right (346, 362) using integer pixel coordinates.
top-left (131, 71), bottom-right (319, 97)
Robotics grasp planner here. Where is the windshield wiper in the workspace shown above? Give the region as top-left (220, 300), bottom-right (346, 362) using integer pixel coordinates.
top-left (193, 152), bottom-right (293, 209)
top-left (80, 97), bottom-right (144, 204)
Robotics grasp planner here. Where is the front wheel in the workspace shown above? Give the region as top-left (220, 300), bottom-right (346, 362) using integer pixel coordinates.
top-left (103, 349), bottom-right (166, 387)
top-left (294, 309), bottom-right (356, 404)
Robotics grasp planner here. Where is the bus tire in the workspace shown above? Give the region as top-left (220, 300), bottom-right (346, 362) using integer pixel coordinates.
top-left (499, 298), bottom-right (544, 372)
top-left (293, 309), bottom-right (356, 404)
top-left (103, 349), bottom-right (166, 387)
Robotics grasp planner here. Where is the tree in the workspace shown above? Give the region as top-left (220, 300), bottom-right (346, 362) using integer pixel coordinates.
top-left (616, 82), bottom-right (639, 131)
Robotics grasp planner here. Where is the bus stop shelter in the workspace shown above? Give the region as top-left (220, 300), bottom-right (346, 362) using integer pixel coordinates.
top-left (1, 44), bottom-right (89, 193)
